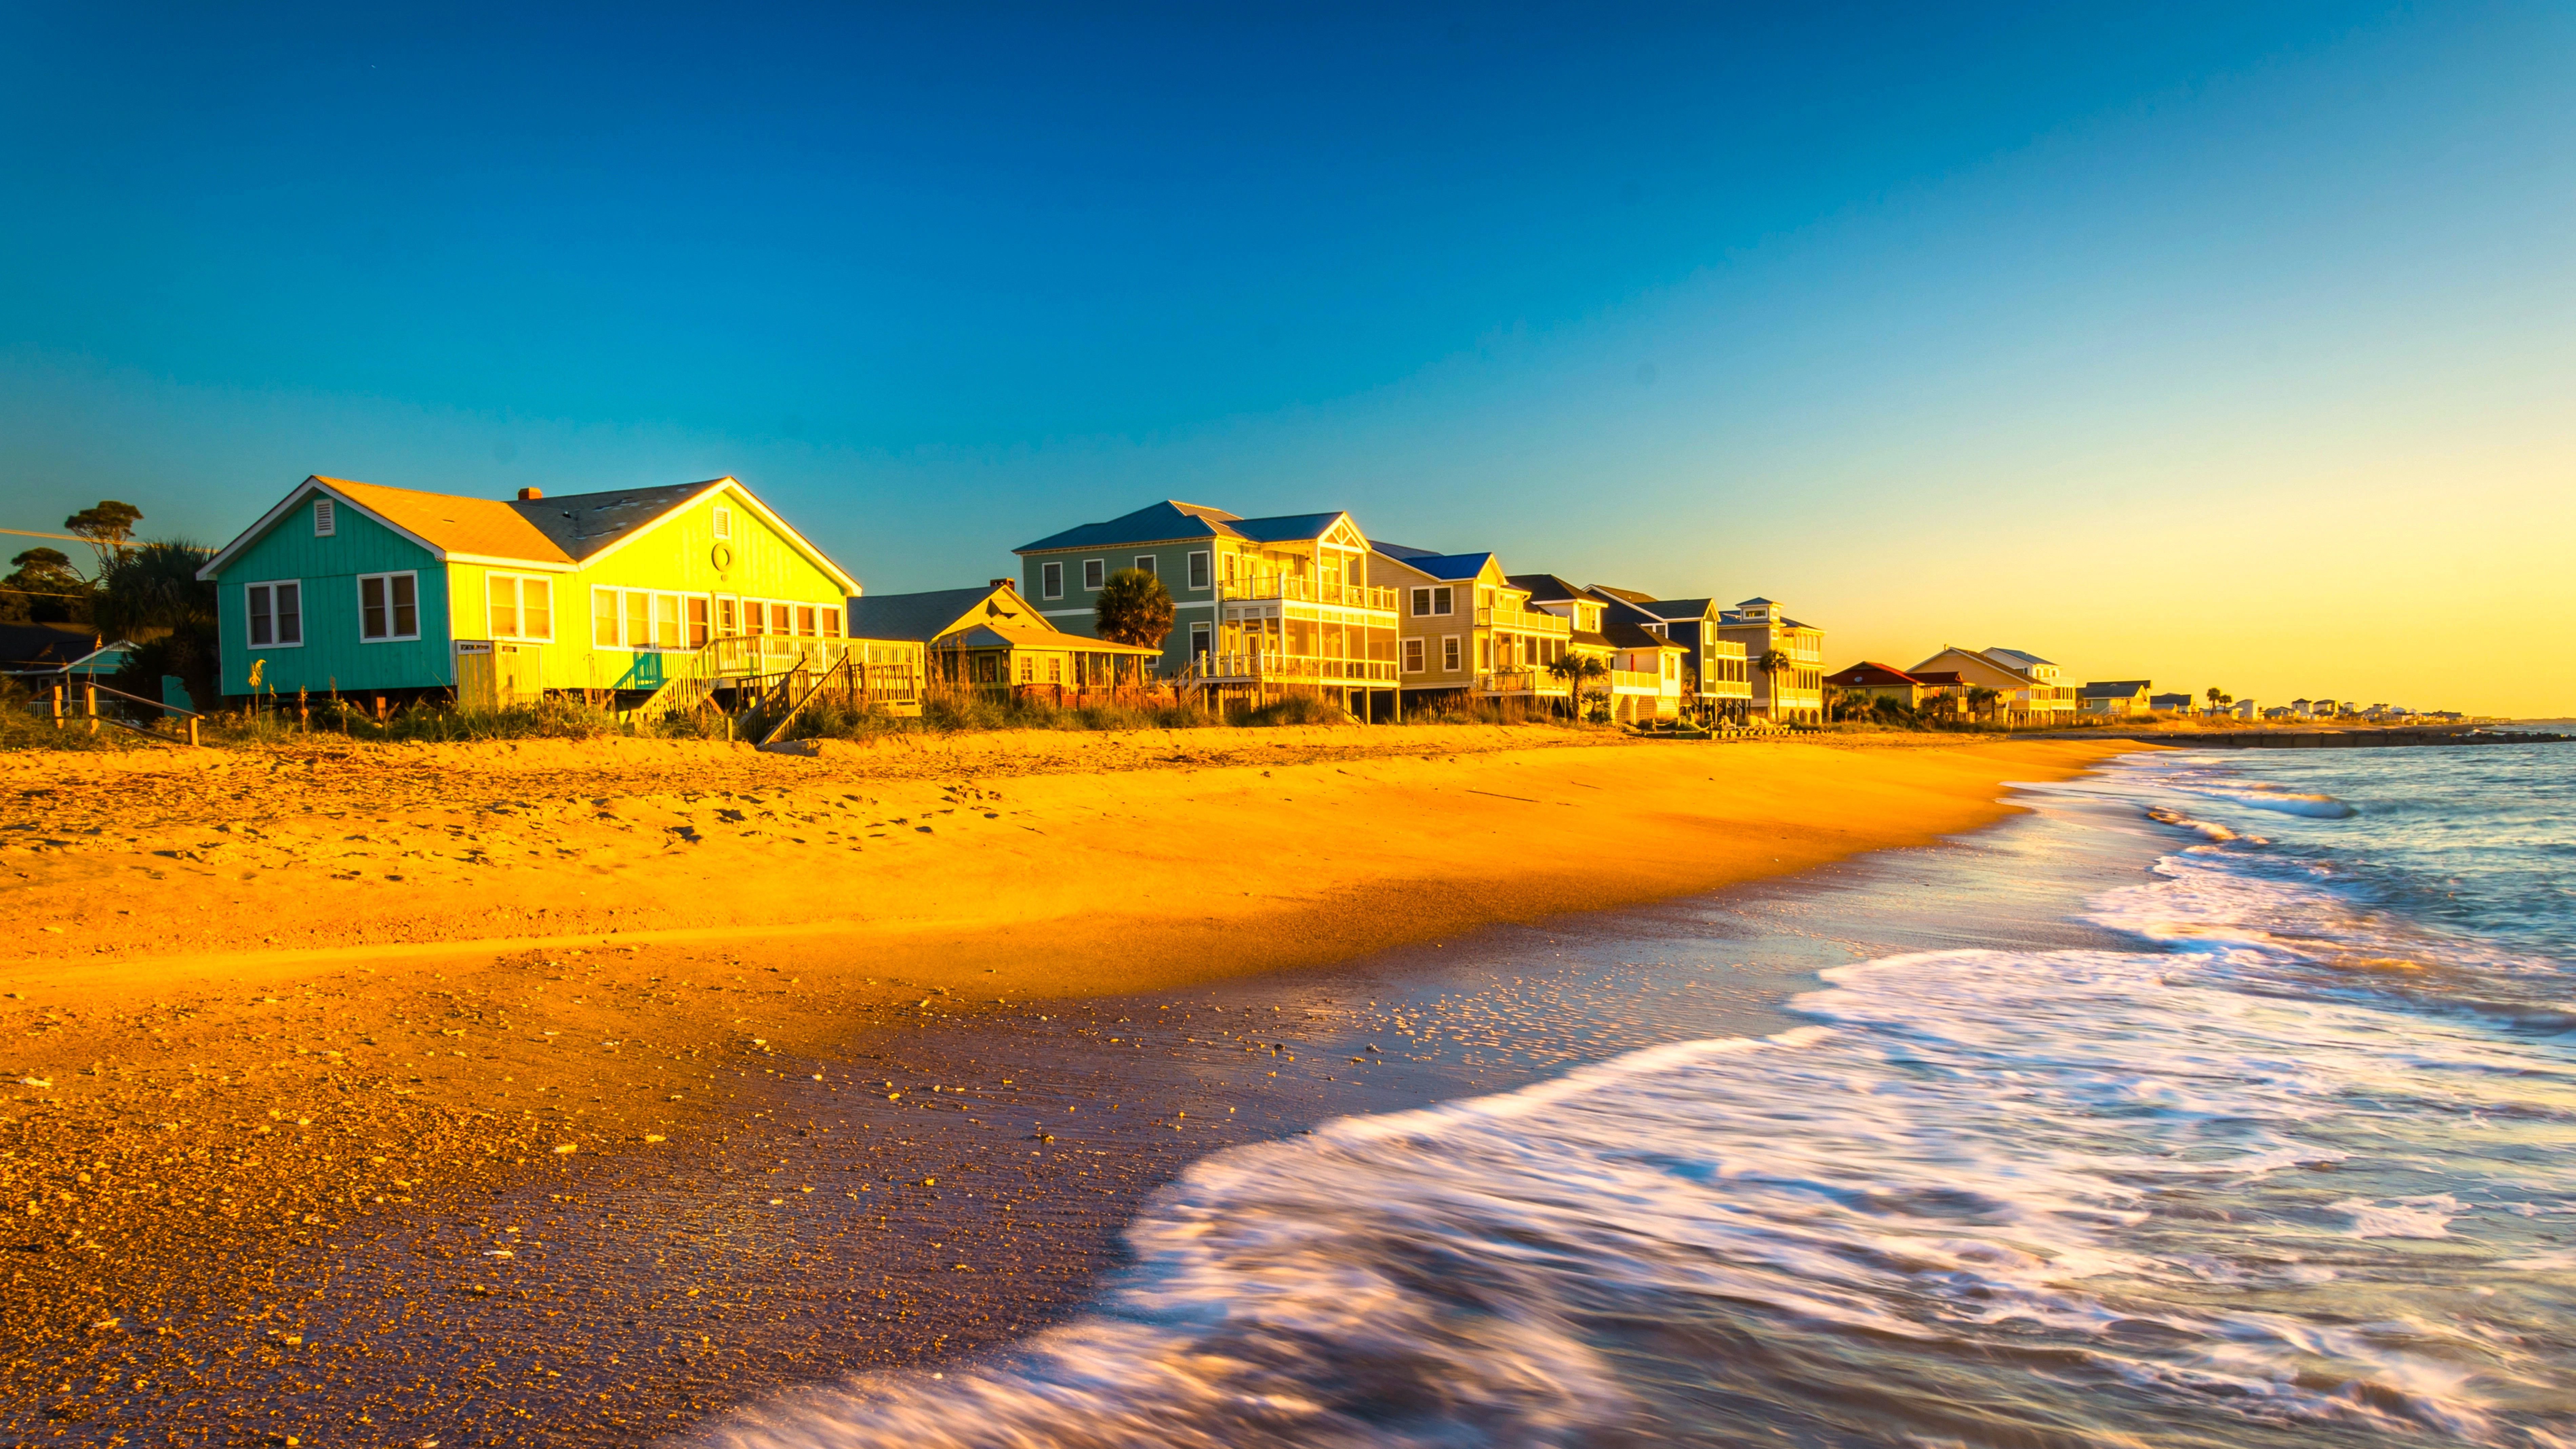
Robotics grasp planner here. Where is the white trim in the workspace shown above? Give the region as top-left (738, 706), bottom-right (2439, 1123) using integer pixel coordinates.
top-left (1040, 561), bottom-right (1063, 600)
top-left (312, 499), bottom-right (335, 537)
top-left (356, 571), bottom-right (422, 643)
top-left (1081, 558), bottom-right (1105, 590)
top-left (1186, 550), bottom-right (1210, 590)
top-left (242, 579), bottom-right (306, 649)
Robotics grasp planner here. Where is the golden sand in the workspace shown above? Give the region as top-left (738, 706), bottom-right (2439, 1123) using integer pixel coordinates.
top-left (0, 725), bottom-right (2136, 1431)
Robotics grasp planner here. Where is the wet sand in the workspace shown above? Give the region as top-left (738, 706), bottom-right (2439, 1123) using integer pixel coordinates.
top-left (0, 726), bottom-right (2140, 1444)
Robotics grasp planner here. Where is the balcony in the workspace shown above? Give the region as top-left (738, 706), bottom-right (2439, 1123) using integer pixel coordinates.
top-left (1608, 668), bottom-right (1667, 693)
top-left (1186, 651), bottom-right (1398, 684)
top-left (1476, 670), bottom-right (1571, 697)
top-left (1220, 577), bottom-right (1398, 612)
top-left (1474, 606), bottom-right (1571, 635)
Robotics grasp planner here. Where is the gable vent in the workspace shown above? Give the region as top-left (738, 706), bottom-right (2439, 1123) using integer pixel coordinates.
top-left (313, 498), bottom-right (336, 537)
top-left (713, 505), bottom-right (733, 541)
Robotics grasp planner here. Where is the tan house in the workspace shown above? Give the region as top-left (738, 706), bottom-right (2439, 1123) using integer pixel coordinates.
top-left (1715, 598), bottom-right (1826, 725)
top-left (2077, 680), bottom-right (2154, 717)
top-left (1506, 575), bottom-right (1622, 716)
top-left (1372, 546), bottom-right (1573, 710)
top-left (846, 581), bottom-right (1159, 700)
top-left (1912, 646), bottom-right (2079, 725)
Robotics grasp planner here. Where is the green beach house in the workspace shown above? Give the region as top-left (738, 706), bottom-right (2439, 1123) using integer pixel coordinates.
top-left (197, 475), bottom-right (861, 705)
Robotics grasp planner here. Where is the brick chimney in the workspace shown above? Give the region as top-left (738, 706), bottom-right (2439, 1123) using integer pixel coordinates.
top-left (518, 487), bottom-right (543, 501)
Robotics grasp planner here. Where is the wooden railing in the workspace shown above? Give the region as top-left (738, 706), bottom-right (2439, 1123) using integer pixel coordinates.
top-left (1476, 670), bottom-right (1570, 696)
top-left (1220, 578), bottom-right (1399, 612)
top-left (1182, 651), bottom-right (1398, 685)
top-left (1473, 607), bottom-right (1570, 635)
top-left (1608, 668), bottom-right (1665, 693)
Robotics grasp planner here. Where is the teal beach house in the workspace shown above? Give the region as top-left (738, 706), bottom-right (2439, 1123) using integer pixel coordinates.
top-left (196, 475), bottom-right (860, 705)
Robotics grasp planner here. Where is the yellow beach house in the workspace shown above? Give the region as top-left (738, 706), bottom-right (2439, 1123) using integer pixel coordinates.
top-left (1370, 545), bottom-right (1573, 711)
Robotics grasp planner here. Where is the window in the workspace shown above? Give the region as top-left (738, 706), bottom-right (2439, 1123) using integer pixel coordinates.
top-left (1403, 637), bottom-right (1425, 673)
top-left (1410, 587), bottom-right (1430, 617)
top-left (1133, 555), bottom-right (1156, 578)
top-left (1430, 586), bottom-right (1454, 616)
top-left (626, 591), bottom-right (651, 651)
top-left (716, 597), bottom-right (740, 636)
top-left (770, 602), bottom-right (791, 634)
top-left (820, 606), bottom-right (841, 639)
top-left (245, 582), bottom-right (303, 648)
top-left (712, 505), bottom-right (733, 540)
top-left (486, 574), bottom-right (554, 641)
top-left (593, 587), bottom-right (621, 647)
top-left (313, 499), bottom-right (336, 537)
top-left (1478, 637), bottom-right (1491, 670)
top-left (1041, 561), bottom-right (1063, 600)
top-left (652, 593), bottom-right (682, 650)
top-left (357, 572), bottom-right (419, 641)
top-left (1188, 551), bottom-right (1209, 590)
top-left (1019, 656), bottom-right (1034, 683)
top-left (687, 597), bottom-right (711, 648)
top-left (1441, 636), bottom-right (1461, 672)
top-left (1047, 656), bottom-right (1062, 683)
top-left (794, 605), bottom-right (817, 638)
top-left (1191, 621), bottom-right (1211, 659)
top-left (1083, 559), bottom-right (1105, 590)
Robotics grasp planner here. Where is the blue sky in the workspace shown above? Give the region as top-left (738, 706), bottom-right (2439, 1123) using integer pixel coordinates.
top-left (5, 3), bottom-right (2571, 711)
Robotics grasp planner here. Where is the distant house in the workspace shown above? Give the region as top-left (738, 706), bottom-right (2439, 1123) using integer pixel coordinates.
top-left (2263, 705), bottom-right (2296, 720)
top-left (1825, 661), bottom-right (1959, 713)
top-left (2289, 697), bottom-right (2315, 716)
top-left (0, 623), bottom-right (130, 682)
top-left (845, 580), bottom-right (1159, 697)
top-left (1588, 589), bottom-right (1752, 726)
top-left (1913, 646), bottom-right (2079, 725)
top-left (2232, 699), bottom-right (2259, 720)
top-left (1012, 500), bottom-right (1398, 717)
top-left (1715, 598), bottom-right (1826, 725)
top-left (2150, 692), bottom-right (2197, 713)
top-left (2077, 680), bottom-right (2153, 717)
top-left (1371, 546), bottom-right (1571, 709)
top-left (196, 475), bottom-right (860, 706)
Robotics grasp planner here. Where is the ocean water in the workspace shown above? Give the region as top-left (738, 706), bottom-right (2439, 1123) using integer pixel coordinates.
top-left (686, 745), bottom-right (2576, 1449)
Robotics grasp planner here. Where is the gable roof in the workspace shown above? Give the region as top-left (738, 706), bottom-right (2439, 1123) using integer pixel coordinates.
top-left (1371, 541), bottom-right (1443, 561)
top-left (198, 474), bottom-right (858, 592)
top-left (1988, 647), bottom-right (2056, 669)
top-left (846, 585), bottom-right (1048, 644)
top-left (1377, 549), bottom-right (1494, 582)
top-left (2079, 679), bottom-right (2153, 698)
top-left (1591, 585), bottom-right (1657, 606)
top-left (1012, 501), bottom-right (1235, 553)
top-left (1641, 598), bottom-right (1717, 620)
top-left (1826, 662), bottom-right (1926, 687)
top-left (1604, 619), bottom-right (1686, 653)
top-left (1505, 573), bottom-right (1590, 603)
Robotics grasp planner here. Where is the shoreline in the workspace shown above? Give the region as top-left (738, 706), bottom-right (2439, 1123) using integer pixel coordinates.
top-left (1, 727), bottom-right (2146, 1443)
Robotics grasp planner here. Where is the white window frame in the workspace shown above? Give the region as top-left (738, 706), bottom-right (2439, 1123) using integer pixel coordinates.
top-left (1187, 550), bottom-right (1210, 590)
top-left (484, 572), bottom-right (555, 643)
top-left (1441, 635), bottom-right (1461, 672)
top-left (312, 499), bottom-right (336, 537)
top-left (356, 571), bottom-right (421, 643)
top-left (1190, 620), bottom-right (1211, 659)
top-left (1083, 559), bottom-right (1105, 591)
top-left (712, 505), bottom-right (733, 540)
top-left (1431, 586), bottom-right (1453, 616)
top-left (1402, 637), bottom-right (1424, 673)
top-left (1041, 561), bottom-right (1063, 600)
top-left (244, 580), bottom-right (304, 648)
top-left (1132, 554), bottom-right (1157, 578)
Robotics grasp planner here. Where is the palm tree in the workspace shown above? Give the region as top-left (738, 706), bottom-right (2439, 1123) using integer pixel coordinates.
top-left (1546, 654), bottom-right (1606, 720)
top-left (1755, 648), bottom-right (1792, 720)
top-left (1094, 569), bottom-right (1175, 652)
top-left (2205, 685), bottom-right (2225, 718)
top-left (1966, 685), bottom-right (2001, 722)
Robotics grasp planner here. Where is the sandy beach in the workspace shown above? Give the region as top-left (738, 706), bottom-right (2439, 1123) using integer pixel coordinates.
top-left (2, 725), bottom-right (2137, 1443)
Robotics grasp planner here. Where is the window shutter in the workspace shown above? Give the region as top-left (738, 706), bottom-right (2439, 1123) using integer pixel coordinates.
top-left (314, 499), bottom-right (336, 537)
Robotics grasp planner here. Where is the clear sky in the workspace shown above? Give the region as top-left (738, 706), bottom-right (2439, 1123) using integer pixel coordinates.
top-left (4, 3), bottom-right (2570, 715)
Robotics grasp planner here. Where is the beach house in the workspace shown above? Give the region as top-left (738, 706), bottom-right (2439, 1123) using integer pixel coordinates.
top-left (2077, 680), bottom-right (2154, 717)
top-left (1589, 591), bottom-right (1754, 726)
top-left (2150, 691), bottom-right (2197, 714)
top-left (1911, 646), bottom-right (2080, 726)
top-left (1601, 619), bottom-right (1690, 722)
top-left (196, 475), bottom-right (861, 707)
top-left (1825, 662), bottom-right (1960, 714)
top-left (1369, 546), bottom-right (1572, 711)
top-left (845, 580), bottom-right (1160, 700)
top-left (1714, 599), bottom-right (1826, 726)
top-left (1014, 500), bottom-right (1400, 718)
